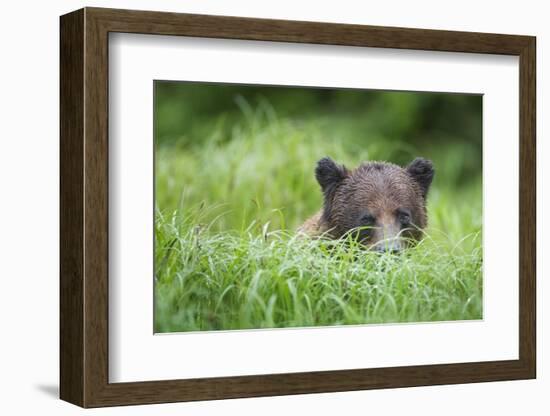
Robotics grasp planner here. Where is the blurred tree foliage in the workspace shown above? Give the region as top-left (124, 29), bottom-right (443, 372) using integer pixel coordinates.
top-left (155, 82), bottom-right (481, 186)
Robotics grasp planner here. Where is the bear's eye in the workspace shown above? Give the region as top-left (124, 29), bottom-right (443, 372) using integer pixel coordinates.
top-left (360, 213), bottom-right (376, 225)
top-left (397, 210), bottom-right (411, 226)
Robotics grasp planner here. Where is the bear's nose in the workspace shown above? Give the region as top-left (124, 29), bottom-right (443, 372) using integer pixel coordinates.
top-left (373, 246), bottom-right (401, 254)
top-left (372, 239), bottom-right (402, 254)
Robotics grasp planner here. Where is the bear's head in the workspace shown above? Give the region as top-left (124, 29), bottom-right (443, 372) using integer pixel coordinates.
top-left (315, 157), bottom-right (434, 252)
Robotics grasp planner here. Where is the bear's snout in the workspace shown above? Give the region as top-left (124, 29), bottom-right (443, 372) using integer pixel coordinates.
top-left (370, 237), bottom-right (404, 254)
top-left (367, 221), bottom-right (406, 253)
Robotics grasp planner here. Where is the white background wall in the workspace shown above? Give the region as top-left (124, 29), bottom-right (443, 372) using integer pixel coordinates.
top-left (0, 0), bottom-right (545, 414)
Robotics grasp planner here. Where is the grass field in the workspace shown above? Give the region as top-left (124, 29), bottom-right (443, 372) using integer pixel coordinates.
top-left (154, 83), bottom-right (483, 333)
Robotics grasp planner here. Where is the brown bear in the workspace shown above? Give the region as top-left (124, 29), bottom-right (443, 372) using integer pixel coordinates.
top-left (298, 157), bottom-right (434, 252)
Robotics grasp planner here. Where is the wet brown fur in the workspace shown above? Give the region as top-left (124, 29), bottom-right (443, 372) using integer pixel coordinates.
top-left (298, 158), bottom-right (434, 251)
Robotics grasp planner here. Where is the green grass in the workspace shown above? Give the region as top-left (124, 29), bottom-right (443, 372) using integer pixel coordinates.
top-left (155, 211), bottom-right (482, 333)
top-left (154, 99), bottom-right (483, 333)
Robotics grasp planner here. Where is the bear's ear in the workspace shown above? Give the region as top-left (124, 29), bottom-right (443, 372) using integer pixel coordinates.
top-left (315, 157), bottom-right (348, 194)
top-left (406, 157), bottom-right (434, 199)
top-left (315, 157), bottom-right (348, 222)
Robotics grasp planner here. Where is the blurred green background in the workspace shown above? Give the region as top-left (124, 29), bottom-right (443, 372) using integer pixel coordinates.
top-left (155, 81), bottom-right (482, 239)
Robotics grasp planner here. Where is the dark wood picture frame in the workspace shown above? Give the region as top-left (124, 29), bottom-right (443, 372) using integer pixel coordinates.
top-left (60, 7), bottom-right (536, 408)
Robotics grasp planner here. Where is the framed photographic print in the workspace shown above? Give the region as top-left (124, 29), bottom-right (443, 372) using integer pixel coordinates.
top-left (60, 7), bottom-right (536, 408)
